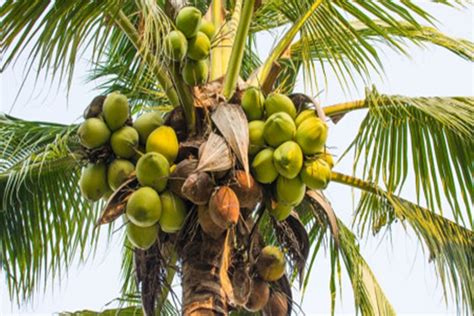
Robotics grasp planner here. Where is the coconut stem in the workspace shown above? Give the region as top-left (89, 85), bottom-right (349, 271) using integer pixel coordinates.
top-left (323, 100), bottom-right (366, 118)
top-left (209, 0), bottom-right (232, 80)
top-left (330, 171), bottom-right (379, 195)
top-left (170, 62), bottom-right (196, 135)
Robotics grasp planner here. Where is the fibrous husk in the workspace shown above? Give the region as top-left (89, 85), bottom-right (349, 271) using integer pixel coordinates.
top-left (196, 132), bottom-right (233, 173)
top-left (209, 186), bottom-right (240, 228)
top-left (263, 291), bottom-right (288, 316)
top-left (169, 158), bottom-right (198, 198)
top-left (245, 278), bottom-right (270, 312)
top-left (164, 107), bottom-right (187, 141)
top-left (197, 205), bottom-right (226, 239)
top-left (230, 170), bottom-right (262, 210)
top-left (231, 267), bottom-right (252, 306)
top-left (97, 177), bottom-right (138, 225)
top-left (83, 95), bottom-right (105, 119)
top-left (181, 172), bottom-right (214, 205)
top-left (211, 103), bottom-right (249, 176)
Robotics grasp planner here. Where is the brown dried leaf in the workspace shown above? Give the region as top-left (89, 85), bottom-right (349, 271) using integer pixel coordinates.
top-left (306, 190), bottom-right (339, 246)
top-left (97, 176), bottom-right (138, 225)
top-left (211, 103), bottom-right (249, 175)
top-left (196, 132), bottom-right (233, 172)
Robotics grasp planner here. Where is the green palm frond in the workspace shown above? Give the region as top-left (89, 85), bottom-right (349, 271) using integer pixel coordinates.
top-left (333, 87), bottom-right (474, 227)
top-left (0, 115), bottom-right (101, 302)
top-left (61, 300), bottom-right (179, 316)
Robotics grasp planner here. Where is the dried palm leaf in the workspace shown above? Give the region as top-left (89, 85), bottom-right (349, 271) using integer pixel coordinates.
top-left (196, 132), bottom-right (234, 173)
top-left (97, 176), bottom-right (137, 225)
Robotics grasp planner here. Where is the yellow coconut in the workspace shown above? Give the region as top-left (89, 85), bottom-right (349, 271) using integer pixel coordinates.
top-left (241, 87), bottom-right (265, 121)
top-left (175, 6), bottom-right (202, 38)
top-left (159, 191), bottom-right (187, 233)
top-left (295, 109), bottom-right (317, 127)
top-left (248, 120), bottom-right (265, 155)
top-left (300, 159), bottom-right (332, 190)
top-left (107, 159), bottom-right (135, 191)
top-left (126, 221), bottom-right (158, 250)
top-left (273, 141), bottom-right (303, 179)
top-left (110, 126), bottom-right (139, 159)
top-left (126, 187), bottom-right (162, 227)
top-left (268, 202), bottom-right (293, 221)
top-left (133, 111), bottom-right (164, 144)
top-left (263, 112), bottom-right (296, 147)
top-left (264, 93), bottom-right (296, 119)
top-left (183, 59), bottom-right (209, 86)
top-left (77, 118), bottom-right (111, 149)
top-left (275, 175), bottom-right (305, 205)
top-left (187, 32), bottom-right (210, 61)
top-left (251, 148), bottom-right (279, 184)
top-left (79, 163), bottom-right (109, 201)
top-left (146, 126), bottom-right (179, 163)
top-left (103, 92), bottom-right (129, 131)
top-left (256, 246), bottom-right (286, 282)
top-left (136, 152), bottom-right (170, 192)
top-left (199, 20), bottom-right (216, 40)
top-left (295, 117), bottom-right (328, 155)
top-left (320, 152), bottom-right (335, 169)
top-left (164, 30), bottom-right (188, 61)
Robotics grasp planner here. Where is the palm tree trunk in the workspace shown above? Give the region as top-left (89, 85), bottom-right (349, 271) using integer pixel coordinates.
top-left (182, 233), bottom-right (228, 315)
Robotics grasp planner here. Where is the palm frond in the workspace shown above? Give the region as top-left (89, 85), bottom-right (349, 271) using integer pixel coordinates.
top-left (60, 300), bottom-right (179, 316)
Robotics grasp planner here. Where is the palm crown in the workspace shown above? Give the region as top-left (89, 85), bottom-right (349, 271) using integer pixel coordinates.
top-left (1, 1), bottom-right (473, 315)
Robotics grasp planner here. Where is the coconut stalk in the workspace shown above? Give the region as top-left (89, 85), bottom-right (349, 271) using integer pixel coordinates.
top-left (170, 62), bottom-right (197, 134)
top-left (323, 100), bottom-right (366, 118)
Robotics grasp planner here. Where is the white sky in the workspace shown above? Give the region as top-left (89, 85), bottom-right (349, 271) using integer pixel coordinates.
top-left (1, 3), bottom-right (473, 315)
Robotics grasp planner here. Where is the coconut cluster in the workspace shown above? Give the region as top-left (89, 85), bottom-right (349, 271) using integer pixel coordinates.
top-left (77, 92), bottom-right (187, 250)
top-left (242, 88), bottom-right (335, 221)
top-left (164, 6), bottom-right (215, 86)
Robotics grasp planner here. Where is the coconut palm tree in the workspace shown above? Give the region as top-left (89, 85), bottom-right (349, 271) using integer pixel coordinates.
top-left (1, 1), bottom-right (473, 315)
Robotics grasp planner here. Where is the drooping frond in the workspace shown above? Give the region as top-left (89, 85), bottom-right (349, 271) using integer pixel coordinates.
top-left (0, 115), bottom-right (101, 302)
top-left (337, 87), bottom-right (474, 227)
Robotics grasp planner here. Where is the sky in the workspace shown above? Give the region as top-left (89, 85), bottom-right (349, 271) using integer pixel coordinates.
top-left (1, 3), bottom-right (473, 315)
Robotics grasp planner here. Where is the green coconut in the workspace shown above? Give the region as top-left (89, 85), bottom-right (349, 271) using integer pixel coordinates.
top-left (183, 59), bottom-right (209, 86)
top-left (126, 221), bottom-right (158, 250)
top-left (126, 187), bottom-right (162, 227)
top-left (251, 148), bottom-right (279, 184)
top-left (273, 141), bottom-right (303, 179)
top-left (136, 152), bottom-right (170, 192)
top-left (164, 30), bottom-right (188, 61)
top-left (248, 120), bottom-right (265, 155)
top-left (256, 246), bottom-right (286, 282)
top-left (295, 117), bottom-right (328, 155)
top-left (268, 202), bottom-right (293, 221)
top-left (107, 159), bottom-right (135, 191)
top-left (133, 111), bottom-right (164, 144)
top-left (77, 118), bottom-right (111, 149)
top-left (320, 152), bottom-right (334, 169)
top-left (275, 175), bottom-right (305, 205)
top-left (199, 20), bottom-right (216, 40)
top-left (187, 32), bottom-right (211, 60)
top-left (300, 159), bottom-right (332, 190)
top-left (176, 6), bottom-right (202, 38)
top-left (264, 93), bottom-right (296, 119)
top-left (263, 112), bottom-right (296, 147)
top-left (146, 126), bottom-right (179, 163)
top-left (110, 126), bottom-right (139, 158)
top-left (159, 191), bottom-right (187, 233)
top-left (103, 92), bottom-right (129, 131)
top-left (79, 163), bottom-right (108, 201)
top-left (241, 87), bottom-right (265, 121)
top-left (295, 109), bottom-right (317, 127)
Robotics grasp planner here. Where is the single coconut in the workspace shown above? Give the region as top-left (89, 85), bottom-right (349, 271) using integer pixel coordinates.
top-left (146, 126), bottom-right (179, 163)
top-left (107, 159), bottom-right (135, 191)
top-left (164, 30), bottom-right (188, 61)
top-left (245, 279), bottom-right (270, 312)
top-left (295, 117), bottom-right (328, 155)
top-left (295, 109), bottom-right (317, 127)
top-left (263, 292), bottom-right (288, 315)
top-left (268, 202), bottom-right (293, 221)
top-left (183, 59), bottom-right (209, 86)
top-left (111, 126), bottom-right (139, 158)
top-left (320, 152), bottom-right (334, 168)
top-left (181, 172), bottom-right (214, 205)
top-left (275, 175), bottom-right (305, 205)
top-left (209, 186), bottom-right (240, 228)
top-left (133, 111), bottom-right (164, 144)
top-left (102, 92), bottom-right (129, 131)
top-left (77, 118), bottom-right (111, 149)
top-left (136, 152), bottom-right (170, 192)
top-left (79, 163), bottom-right (108, 201)
top-left (126, 187), bottom-right (161, 227)
top-left (273, 141), bottom-right (303, 179)
top-left (175, 6), bottom-right (202, 38)
top-left (263, 112), bottom-right (296, 147)
top-left (199, 20), bottom-right (216, 40)
top-left (264, 93), bottom-right (296, 119)
top-left (126, 221), bottom-right (158, 250)
top-left (256, 246), bottom-right (286, 282)
top-left (168, 158), bottom-right (198, 198)
top-left (198, 205), bottom-right (225, 239)
top-left (251, 148), bottom-right (279, 184)
top-left (241, 87), bottom-right (265, 121)
top-left (249, 120), bottom-right (265, 155)
top-left (300, 159), bottom-right (332, 190)
top-left (159, 191), bottom-right (187, 233)
top-left (187, 32), bottom-right (211, 60)
top-left (230, 170), bottom-right (262, 210)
